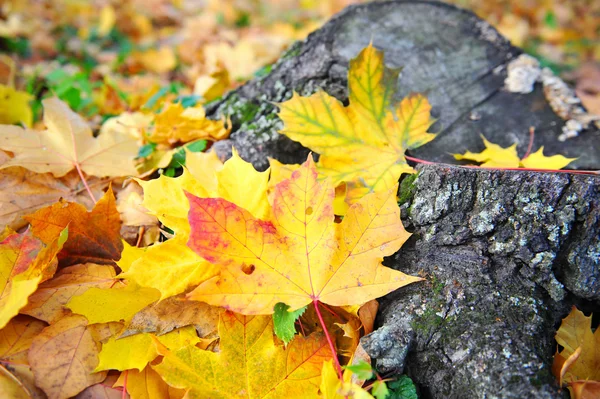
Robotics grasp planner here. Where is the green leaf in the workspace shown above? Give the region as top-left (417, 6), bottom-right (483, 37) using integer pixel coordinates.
top-left (143, 87), bottom-right (169, 110)
top-left (345, 360), bottom-right (373, 381)
top-left (372, 380), bottom-right (390, 399)
top-left (544, 11), bottom-right (558, 29)
top-left (387, 375), bottom-right (417, 399)
top-left (138, 143), bottom-right (157, 158)
top-left (186, 140), bottom-right (207, 153)
top-left (272, 303), bottom-right (306, 344)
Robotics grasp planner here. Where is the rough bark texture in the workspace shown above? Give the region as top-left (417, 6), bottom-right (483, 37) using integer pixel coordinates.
top-left (203, 1), bottom-right (600, 398)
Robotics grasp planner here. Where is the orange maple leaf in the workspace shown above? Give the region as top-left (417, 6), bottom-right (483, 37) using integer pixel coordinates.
top-left (186, 156), bottom-right (421, 314)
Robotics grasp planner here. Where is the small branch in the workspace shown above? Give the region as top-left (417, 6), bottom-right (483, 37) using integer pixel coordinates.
top-left (313, 300), bottom-right (343, 380)
top-left (522, 126), bottom-right (535, 159)
top-left (74, 163), bottom-right (97, 203)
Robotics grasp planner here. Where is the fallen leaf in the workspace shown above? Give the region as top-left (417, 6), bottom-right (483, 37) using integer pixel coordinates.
top-left (0, 364), bottom-right (30, 399)
top-left (96, 326), bottom-right (199, 372)
top-left (454, 136), bottom-right (576, 169)
top-left (320, 359), bottom-right (373, 399)
top-left (0, 84), bottom-right (33, 127)
top-left (123, 149), bottom-right (268, 299)
top-left (147, 103), bottom-right (230, 145)
top-left (120, 294), bottom-right (219, 338)
top-left (25, 187), bottom-right (123, 266)
top-left (273, 302), bottom-right (307, 344)
top-left (67, 282), bottom-right (160, 324)
top-left (114, 366), bottom-right (185, 399)
top-left (21, 263), bottom-right (117, 323)
top-left (133, 47), bottom-right (177, 74)
top-left (153, 311), bottom-right (330, 398)
top-left (552, 306), bottom-right (600, 393)
top-left (358, 300), bottom-right (379, 335)
top-left (75, 373), bottom-right (124, 399)
top-left (277, 43), bottom-right (435, 204)
top-left (186, 156), bottom-right (422, 314)
top-left (28, 315), bottom-right (106, 399)
top-left (0, 229), bottom-right (66, 328)
top-left (0, 97), bottom-right (139, 178)
top-left (0, 167), bottom-right (108, 231)
top-left (0, 315), bottom-right (46, 365)
top-left (521, 147), bottom-right (577, 169)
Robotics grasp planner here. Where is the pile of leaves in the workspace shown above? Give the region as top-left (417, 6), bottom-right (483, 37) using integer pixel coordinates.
top-left (0, 0), bottom-right (595, 398)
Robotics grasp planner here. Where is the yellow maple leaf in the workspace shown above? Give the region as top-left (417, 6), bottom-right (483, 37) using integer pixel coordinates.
top-left (454, 135), bottom-right (576, 169)
top-left (0, 84), bottom-right (33, 127)
top-left (277, 43), bottom-right (435, 203)
top-left (0, 98), bottom-right (139, 177)
top-left (66, 281), bottom-right (160, 324)
top-left (95, 325), bottom-right (199, 372)
top-left (186, 156), bottom-right (422, 314)
top-left (153, 311), bottom-right (330, 399)
top-left (132, 47), bottom-right (177, 74)
top-left (552, 307), bottom-right (600, 398)
top-left (122, 149), bottom-right (269, 299)
top-left (146, 102), bottom-right (230, 145)
top-left (0, 228), bottom-right (67, 329)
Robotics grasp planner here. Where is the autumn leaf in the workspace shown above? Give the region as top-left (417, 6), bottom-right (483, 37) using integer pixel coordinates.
top-left (0, 228), bottom-right (66, 328)
top-left (454, 135), bottom-right (576, 169)
top-left (122, 149), bottom-right (269, 299)
top-left (75, 373), bottom-right (124, 399)
top-left (146, 102), bottom-right (230, 145)
top-left (28, 315), bottom-right (106, 399)
top-left (0, 97), bottom-right (139, 178)
top-left (67, 282), bottom-right (160, 324)
top-left (114, 366), bottom-right (185, 399)
top-left (21, 263), bottom-right (117, 323)
top-left (0, 315), bottom-right (46, 365)
top-left (25, 187), bottom-right (123, 266)
top-left (276, 43), bottom-right (435, 203)
top-left (273, 303), bottom-right (307, 344)
top-left (120, 294), bottom-right (219, 338)
top-left (153, 311), bottom-right (330, 399)
top-left (186, 156), bottom-right (422, 314)
top-left (320, 360), bottom-right (373, 399)
top-left (0, 167), bottom-right (108, 231)
top-left (96, 325), bottom-right (200, 372)
top-left (552, 307), bottom-right (600, 399)
top-left (0, 364), bottom-right (31, 399)
top-left (0, 84), bottom-right (33, 127)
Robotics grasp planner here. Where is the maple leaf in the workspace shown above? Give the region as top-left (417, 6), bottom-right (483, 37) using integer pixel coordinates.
top-left (28, 315), bottom-right (106, 399)
top-left (320, 360), bottom-right (373, 399)
top-left (0, 167), bottom-right (108, 231)
top-left (122, 149), bottom-right (269, 299)
top-left (146, 102), bottom-right (230, 145)
top-left (0, 228), bottom-right (66, 328)
top-left (152, 311), bottom-right (330, 399)
top-left (75, 374), bottom-right (122, 399)
top-left (24, 187), bottom-right (123, 266)
top-left (114, 365), bottom-right (185, 399)
top-left (276, 43), bottom-right (435, 202)
top-left (186, 156), bottom-right (422, 314)
top-left (0, 84), bottom-right (33, 127)
top-left (96, 325), bottom-right (200, 373)
top-left (552, 307), bottom-right (600, 399)
top-left (21, 263), bottom-right (117, 323)
top-left (454, 135), bottom-right (577, 169)
top-left (0, 97), bottom-right (139, 178)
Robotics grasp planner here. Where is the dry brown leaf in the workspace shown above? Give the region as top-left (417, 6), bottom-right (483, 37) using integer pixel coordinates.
top-left (29, 315), bottom-right (106, 399)
top-left (24, 187), bottom-right (123, 266)
top-left (120, 294), bottom-right (219, 338)
top-left (358, 299), bottom-right (379, 335)
top-left (0, 167), bottom-right (108, 231)
top-left (74, 373), bottom-right (125, 399)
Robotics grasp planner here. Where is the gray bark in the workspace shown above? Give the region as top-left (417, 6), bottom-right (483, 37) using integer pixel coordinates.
top-left (204, 1), bottom-right (600, 397)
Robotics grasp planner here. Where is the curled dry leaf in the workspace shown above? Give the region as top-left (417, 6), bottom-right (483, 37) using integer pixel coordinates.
top-left (0, 97), bottom-right (139, 178)
top-left (25, 187), bottom-right (123, 266)
top-left (186, 156), bottom-right (422, 314)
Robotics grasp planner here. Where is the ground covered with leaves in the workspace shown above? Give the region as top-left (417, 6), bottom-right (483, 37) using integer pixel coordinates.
top-left (0, 1), bottom-right (598, 398)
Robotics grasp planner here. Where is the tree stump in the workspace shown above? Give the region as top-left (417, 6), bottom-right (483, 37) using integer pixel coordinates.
top-left (206, 1), bottom-right (600, 397)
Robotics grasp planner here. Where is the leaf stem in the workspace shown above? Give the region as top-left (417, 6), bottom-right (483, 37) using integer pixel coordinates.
top-left (74, 163), bottom-right (97, 203)
top-left (522, 126), bottom-right (535, 159)
top-left (313, 300), bottom-right (343, 380)
top-left (122, 370), bottom-right (128, 399)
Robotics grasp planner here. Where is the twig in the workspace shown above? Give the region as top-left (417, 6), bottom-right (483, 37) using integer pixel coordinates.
top-left (522, 126), bottom-right (535, 159)
top-left (313, 300), bottom-right (343, 380)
